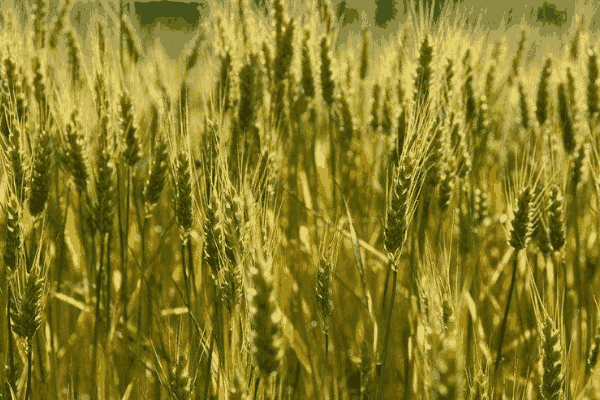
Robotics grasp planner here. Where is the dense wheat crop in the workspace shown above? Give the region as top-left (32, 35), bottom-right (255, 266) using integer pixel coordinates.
top-left (1, 0), bottom-right (600, 399)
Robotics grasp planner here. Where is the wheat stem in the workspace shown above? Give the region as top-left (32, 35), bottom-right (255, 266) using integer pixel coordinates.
top-left (495, 251), bottom-right (519, 374)
top-left (377, 260), bottom-right (398, 400)
top-left (91, 232), bottom-right (106, 400)
top-left (6, 286), bottom-right (16, 392)
top-left (26, 338), bottom-right (33, 400)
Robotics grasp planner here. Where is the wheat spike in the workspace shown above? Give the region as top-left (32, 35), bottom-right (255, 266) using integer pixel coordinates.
top-left (92, 148), bottom-right (114, 235)
top-left (167, 356), bottom-right (190, 400)
top-left (536, 58), bottom-right (552, 127)
top-left (586, 322), bottom-right (600, 377)
top-left (33, 0), bottom-right (48, 49)
top-left (558, 82), bottom-right (575, 154)
top-left (143, 138), bottom-right (169, 211)
top-left (518, 83), bottom-right (530, 130)
top-left (28, 130), bottom-right (52, 217)
top-left (238, 54), bottom-right (259, 133)
top-left (381, 85), bottom-right (393, 136)
top-left (10, 268), bottom-right (44, 340)
top-left (384, 162), bottom-right (411, 257)
top-left (509, 187), bottom-right (533, 251)
top-left (547, 185), bottom-right (565, 253)
top-left (508, 30), bottom-right (526, 86)
top-left (588, 49), bottom-right (599, 119)
top-left (119, 90), bottom-right (140, 166)
top-left (174, 152), bottom-right (193, 233)
top-left (414, 35), bottom-right (433, 108)
top-left (249, 255), bottom-right (283, 378)
top-left (315, 249), bottom-right (334, 320)
top-left (63, 109), bottom-right (88, 192)
top-left (3, 195), bottom-right (22, 273)
top-left (540, 316), bottom-right (563, 400)
top-left (300, 29), bottom-right (315, 98)
top-left (359, 28), bottom-right (369, 81)
top-left (48, 0), bottom-right (71, 49)
top-left (320, 36), bottom-right (335, 107)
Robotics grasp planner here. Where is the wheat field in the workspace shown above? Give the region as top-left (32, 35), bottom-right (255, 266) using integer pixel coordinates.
top-left (1, 0), bottom-right (600, 399)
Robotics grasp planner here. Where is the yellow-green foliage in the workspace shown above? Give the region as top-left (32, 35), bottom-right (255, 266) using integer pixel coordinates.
top-left (1, 1), bottom-right (600, 399)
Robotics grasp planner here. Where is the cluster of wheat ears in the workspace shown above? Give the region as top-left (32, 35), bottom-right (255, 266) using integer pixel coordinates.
top-left (1, 0), bottom-right (600, 399)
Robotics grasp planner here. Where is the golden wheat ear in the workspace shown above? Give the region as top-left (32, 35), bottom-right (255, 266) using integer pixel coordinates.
top-left (540, 315), bottom-right (563, 400)
top-left (10, 268), bottom-right (44, 340)
top-left (119, 89), bottom-right (140, 167)
top-left (248, 255), bottom-right (284, 379)
top-left (143, 137), bottom-right (169, 213)
top-left (28, 129), bottom-right (52, 218)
